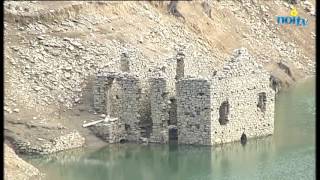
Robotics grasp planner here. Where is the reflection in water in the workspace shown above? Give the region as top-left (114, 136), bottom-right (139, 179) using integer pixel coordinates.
top-left (25, 77), bottom-right (315, 180)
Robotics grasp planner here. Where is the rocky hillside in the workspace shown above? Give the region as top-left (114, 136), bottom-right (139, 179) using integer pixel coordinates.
top-left (4, 0), bottom-right (315, 161)
top-left (4, 0), bottom-right (315, 111)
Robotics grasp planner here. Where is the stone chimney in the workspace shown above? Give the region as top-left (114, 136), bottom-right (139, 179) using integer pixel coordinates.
top-left (175, 51), bottom-right (185, 80)
top-left (120, 52), bottom-right (130, 72)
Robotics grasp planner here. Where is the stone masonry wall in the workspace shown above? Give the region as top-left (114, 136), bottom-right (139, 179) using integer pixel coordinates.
top-left (92, 72), bottom-right (141, 142)
top-left (176, 48), bottom-right (275, 146)
top-left (210, 74), bottom-right (275, 145)
top-left (92, 49), bottom-right (216, 130)
top-left (176, 77), bottom-right (212, 145)
top-left (93, 74), bottom-right (107, 113)
top-left (149, 74), bottom-right (169, 143)
top-left (92, 48), bottom-right (275, 145)
top-left (93, 72), bottom-right (122, 115)
top-left (117, 74), bottom-right (141, 142)
top-left (209, 48), bottom-right (275, 145)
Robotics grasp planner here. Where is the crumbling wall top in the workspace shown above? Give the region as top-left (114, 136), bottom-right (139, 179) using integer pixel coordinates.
top-left (177, 75), bottom-right (209, 82)
top-left (96, 71), bottom-right (139, 80)
top-left (215, 48), bottom-right (268, 79)
top-left (149, 70), bottom-right (168, 80)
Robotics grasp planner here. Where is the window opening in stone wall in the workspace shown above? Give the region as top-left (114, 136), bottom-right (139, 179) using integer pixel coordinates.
top-left (125, 124), bottom-right (130, 131)
top-left (257, 92), bottom-right (267, 112)
top-left (219, 100), bottom-right (229, 125)
top-left (198, 92), bottom-right (205, 96)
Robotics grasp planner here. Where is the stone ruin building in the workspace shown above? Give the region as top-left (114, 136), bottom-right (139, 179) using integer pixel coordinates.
top-left (91, 48), bottom-right (275, 145)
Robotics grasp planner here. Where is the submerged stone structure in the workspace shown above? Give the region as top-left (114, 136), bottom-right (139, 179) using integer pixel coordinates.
top-left (91, 48), bottom-right (275, 145)
top-left (177, 49), bottom-right (275, 145)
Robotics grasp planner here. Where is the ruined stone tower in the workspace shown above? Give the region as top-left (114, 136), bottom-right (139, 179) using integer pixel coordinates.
top-left (175, 51), bottom-right (185, 80)
top-left (120, 51), bottom-right (130, 72)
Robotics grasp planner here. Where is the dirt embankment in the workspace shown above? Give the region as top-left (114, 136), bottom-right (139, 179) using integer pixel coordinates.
top-left (4, 144), bottom-right (43, 180)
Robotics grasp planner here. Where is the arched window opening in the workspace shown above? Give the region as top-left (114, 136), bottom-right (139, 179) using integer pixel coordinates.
top-left (257, 92), bottom-right (267, 112)
top-left (219, 100), bottom-right (229, 125)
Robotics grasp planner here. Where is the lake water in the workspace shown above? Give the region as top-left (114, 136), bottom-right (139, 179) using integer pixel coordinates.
top-left (25, 77), bottom-right (315, 180)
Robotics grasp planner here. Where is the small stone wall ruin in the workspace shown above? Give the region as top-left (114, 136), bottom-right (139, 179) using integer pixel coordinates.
top-left (92, 72), bottom-right (141, 143)
top-left (91, 48), bottom-right (275, 145)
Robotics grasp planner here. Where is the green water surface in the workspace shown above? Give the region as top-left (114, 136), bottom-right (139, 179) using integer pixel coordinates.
top-left (25, 77), bottom-right (315, 180)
